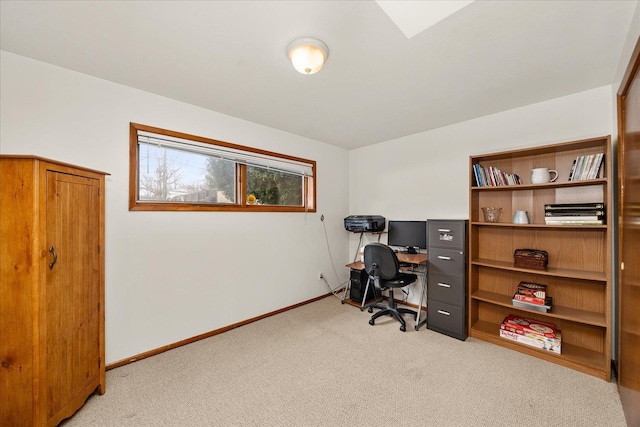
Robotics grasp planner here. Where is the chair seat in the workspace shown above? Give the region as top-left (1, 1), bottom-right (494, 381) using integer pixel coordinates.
top-left (382, 272), bottom-right (418, 289)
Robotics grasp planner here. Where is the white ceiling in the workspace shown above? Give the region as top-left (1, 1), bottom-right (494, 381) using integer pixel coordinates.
top-left (0, 1), bottom-right (637, 150)
top-left (376, 1), bottom-right (475, 39)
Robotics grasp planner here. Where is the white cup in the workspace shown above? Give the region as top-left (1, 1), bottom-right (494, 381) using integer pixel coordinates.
top-left (531, 167), bottom-right (558, 184)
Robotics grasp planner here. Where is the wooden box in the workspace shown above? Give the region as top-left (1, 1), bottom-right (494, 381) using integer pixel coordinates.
top-left (514, 249), bottom-right (548, 270)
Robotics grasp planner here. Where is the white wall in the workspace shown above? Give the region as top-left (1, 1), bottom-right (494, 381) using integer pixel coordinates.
top-left (349, 86), bottom-right (614, 306)
top-left (612, 1), bottom-right (640, 91)
top-left (0, 51), bottom-right (351, 364)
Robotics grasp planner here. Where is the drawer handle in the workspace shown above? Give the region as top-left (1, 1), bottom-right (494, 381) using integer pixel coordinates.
top-left (437, 310), bottom-right (451, 316)
top-left (438, 229), bottom-right (451, 232)
top-left (49, 246), bottom-right (57, 270)
top-left (437, 256), bottom-right (451, 260)
top-left (437, 282), bottom-right (451, 288)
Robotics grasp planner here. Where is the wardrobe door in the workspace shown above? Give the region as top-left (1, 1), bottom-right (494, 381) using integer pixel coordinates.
top-left (0, 159), bottom-right (38, 426)
top-left (44, 171), bottom-right (101, 426)
top-left (618, 37), bottom-right (640, 426)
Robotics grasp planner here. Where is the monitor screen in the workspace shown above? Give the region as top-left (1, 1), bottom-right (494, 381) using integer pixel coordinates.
top-left (387, 220), bottom-right (427, 253)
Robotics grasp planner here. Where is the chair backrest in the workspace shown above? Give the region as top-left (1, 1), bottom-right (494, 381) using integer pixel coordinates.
top-left (364, 243), bottom-right (399, 280)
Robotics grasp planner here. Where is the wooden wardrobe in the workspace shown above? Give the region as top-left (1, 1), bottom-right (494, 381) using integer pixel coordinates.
top-left (617, 36), bottom-right (640, 426)
top-left (0, 156), bottom-right (107, 426)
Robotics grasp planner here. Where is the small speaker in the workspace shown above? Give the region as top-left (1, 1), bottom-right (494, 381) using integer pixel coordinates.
top-left (349, 269), bottom-right (375, 304)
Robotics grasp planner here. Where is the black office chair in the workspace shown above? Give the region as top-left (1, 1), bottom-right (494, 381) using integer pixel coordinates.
top-left (364, 243), bottom-right (418, 332)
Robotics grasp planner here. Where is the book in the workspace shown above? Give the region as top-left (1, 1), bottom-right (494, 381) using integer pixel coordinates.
top-left (569, 154), bottom-right (604, 181)
top-left (472, 163), bottom-right (521, 187)
top-left (544, 215), bottom-right (602, 221)
top-left (571, 155), bottom-right (584, 181)
top-left (587, 153), bottom-right (604, 179)
top-left (513, 293), bottom-right (550, 305)
top-left (545, 219), bottom-right (603, 225)
top-left (580, 154), bottom-right (594, 180)
top-left (544, 202), bottom-right (605, 211)
top-left (515, 281), bottom-right (547, 299)
top-left (473, 164), bottom-right (482, 186)
top-left (594, 154), bottom-right (603, 179)
top-left (567, 158), bottom-right (577, 181)
top-left (512, 297), bottom-right (552, 313)
top-left (488, 166), bottom-right (497, 186)
top-left (514, 174), bottom-right (522, 185)
top-left (545, 210), bottom-right (605, 217)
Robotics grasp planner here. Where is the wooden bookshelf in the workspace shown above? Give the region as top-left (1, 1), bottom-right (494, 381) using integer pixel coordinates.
top-left (468, 136), bottom-right (612, 380)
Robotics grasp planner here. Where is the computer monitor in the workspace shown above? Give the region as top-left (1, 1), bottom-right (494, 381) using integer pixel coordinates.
top-left (387, 220), bottom-right (427, 254)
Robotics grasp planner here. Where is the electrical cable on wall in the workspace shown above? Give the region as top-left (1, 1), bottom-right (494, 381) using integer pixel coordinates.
top-left (321, 216), bottom-right (349, 299)
top-left (353, 232), bottom-right (364, 263)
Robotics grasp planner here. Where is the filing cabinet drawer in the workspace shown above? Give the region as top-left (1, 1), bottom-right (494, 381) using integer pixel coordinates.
top-left (428, 220), bottom-right (466, 250)
top-left (427, 301), bottom-right (466, 340)
top-left (428, 248), bottom-right (466, 278)
top-left (427, 273), bottom-right (465, 306)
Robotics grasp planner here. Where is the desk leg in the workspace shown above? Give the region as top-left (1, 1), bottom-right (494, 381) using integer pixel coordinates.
top-left (415, 271), bottom-right (428, 330)
top-left (359, 276), bottom-right (383, 312)
top-left (341, 277), bottom-right (351, 304)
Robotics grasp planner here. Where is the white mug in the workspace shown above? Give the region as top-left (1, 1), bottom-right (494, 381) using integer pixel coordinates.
top-left (531, 167), bottom-right (558, 184)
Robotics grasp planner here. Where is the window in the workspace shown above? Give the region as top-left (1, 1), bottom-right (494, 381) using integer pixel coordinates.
top-left (129, 123), bottom-right (316, 212)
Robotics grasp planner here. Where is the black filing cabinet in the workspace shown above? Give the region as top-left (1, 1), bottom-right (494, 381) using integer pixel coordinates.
top-left (427, 220), bottom-right (468, 340)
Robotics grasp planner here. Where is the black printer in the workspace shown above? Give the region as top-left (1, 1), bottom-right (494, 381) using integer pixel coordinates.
top-left (344, 215), bottom-right (386, 233)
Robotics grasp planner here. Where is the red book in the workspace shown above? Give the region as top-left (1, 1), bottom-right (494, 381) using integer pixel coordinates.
top-left (501, 314), bottom-right (560, 339)
top-left (513, 293), bottom-right (547, 305)
top-left (516, 281), bottom-right (547, 299)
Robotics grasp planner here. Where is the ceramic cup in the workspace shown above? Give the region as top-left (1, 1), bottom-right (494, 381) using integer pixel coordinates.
top-left (531, 167), bottom-right (558, 184)
top-left (513, 210), bottom-right (529, 224)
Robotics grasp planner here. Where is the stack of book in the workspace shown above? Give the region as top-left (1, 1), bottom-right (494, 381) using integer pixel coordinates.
top-left (500, 314), bottom-right (562, 354)
top-left (512, 281), bottom-right (552, 313)
top-left (568, 153), bottom-right (604, 181)
top-left (472, 163), bottom-right (522, 187)
top-left (544, 202), bottom-right (605, 225)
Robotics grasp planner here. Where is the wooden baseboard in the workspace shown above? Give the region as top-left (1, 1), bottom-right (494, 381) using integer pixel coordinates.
top-left (106, 293), bottom-right (332, 370)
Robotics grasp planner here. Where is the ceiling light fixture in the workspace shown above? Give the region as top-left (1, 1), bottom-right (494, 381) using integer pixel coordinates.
top-left (286, 37), bottom-right (329, 75)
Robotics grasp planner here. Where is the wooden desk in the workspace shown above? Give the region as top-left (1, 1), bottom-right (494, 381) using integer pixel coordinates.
top-left (344, 252), bottom-right (428, 330)
top-left (345, 252), bottom-right (427, 271)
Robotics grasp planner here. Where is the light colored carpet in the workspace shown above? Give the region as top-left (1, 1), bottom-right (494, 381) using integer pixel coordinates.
top-left (62, 296), bottom-right (627, 426)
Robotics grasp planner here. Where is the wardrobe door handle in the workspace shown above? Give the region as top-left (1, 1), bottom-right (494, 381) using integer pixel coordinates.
top-left (438, 229), bottom-right (451, 232)
top-left (437, 310), bottom-right (451, 316)
top-left (437, 282), bottom-right (451, 288)
top-left (437, 256), bottom-right (451, 260)
top-left (49, 246), bottom-right (57, 270)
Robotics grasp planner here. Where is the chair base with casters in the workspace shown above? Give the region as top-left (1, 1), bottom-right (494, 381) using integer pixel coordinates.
top-left (363, 243), bottom-right (419, 332)
top-left (367, 286), bottom-right (417, 332)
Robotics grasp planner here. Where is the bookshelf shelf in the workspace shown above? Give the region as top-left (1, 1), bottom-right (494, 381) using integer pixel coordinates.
top-left (471, 320), bottom-right (608, 378)
top-left (471, 290), bottom-right (607, 327)
top-left (471, 178), bottom-right (607, 191)
top-left (470, 222), bottom-right (607, 230)
top-left (468, 136), bottom-right (612, 380)
top-left (470, 258), bottom-right (607, 282)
